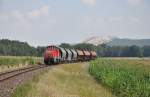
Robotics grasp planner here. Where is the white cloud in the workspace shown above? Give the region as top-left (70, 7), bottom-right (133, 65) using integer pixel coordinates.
top-left (81, 0), bottom-right (96, 6)
top-left (0, 5), bottom-right (50, 21)
top-left (11, 10), bottom-right (24, 20)
top-left (128, 17), bottom-right (140, 23)
top-left (108, 16), bottom-right (124, 22)
top-left (0, 10), bottom-right (24, 21)
top-left (28, 5), bottom-right (49, 18)
top-left (127, 0), bottom-right (144, 6)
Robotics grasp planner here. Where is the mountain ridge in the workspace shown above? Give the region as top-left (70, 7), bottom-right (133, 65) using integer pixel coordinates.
top-left (83, 36), bottom-right (150, 47)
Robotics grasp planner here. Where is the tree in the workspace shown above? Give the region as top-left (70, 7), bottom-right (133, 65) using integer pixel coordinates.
top-left (143, 46), bottom-right (150, 57)
top-left (127, 45), bottom-right (143, 57)
top-left (36, 46), bottom-right (46, 57)
top-left (0, 39), bottom-right (150, 57)
top-left (0, 39), bottom-right (37, 56)
top-left (59, 43), bottom-right (72, 49)
top-left (73, 43), bottom-right (96, 51)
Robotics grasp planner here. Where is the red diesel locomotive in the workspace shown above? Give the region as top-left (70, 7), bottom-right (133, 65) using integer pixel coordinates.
top-left (44, 45), bottom-right (97, 65)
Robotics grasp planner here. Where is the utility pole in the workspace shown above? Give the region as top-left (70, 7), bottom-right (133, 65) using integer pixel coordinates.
top-left (0, 32), bottom-right (7, 39)
top-left (0, 32), bottom-right (4, 40)
top-left (0, 32), bottom-right (2, 39)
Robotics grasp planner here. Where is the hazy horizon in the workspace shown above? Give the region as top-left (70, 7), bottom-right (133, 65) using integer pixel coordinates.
top-left (0, 0), bottom-right (150, 46)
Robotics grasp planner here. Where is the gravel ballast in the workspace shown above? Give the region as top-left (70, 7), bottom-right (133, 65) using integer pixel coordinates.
top-left (0, 66), bottom-right (51, 97)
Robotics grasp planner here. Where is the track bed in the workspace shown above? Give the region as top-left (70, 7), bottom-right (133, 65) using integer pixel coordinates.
top-left (0, 64), bottom-right (49, 97)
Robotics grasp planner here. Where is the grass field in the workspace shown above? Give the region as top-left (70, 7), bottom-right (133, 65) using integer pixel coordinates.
top-left (12, 63), bottom-right (115, 97)
top-left (89, 58), bottom-right (150, 97)
top-left (0, 56), bottom-right (43, 72)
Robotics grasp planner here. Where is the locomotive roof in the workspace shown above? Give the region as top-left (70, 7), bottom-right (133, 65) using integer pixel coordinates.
top-left (47, 45), bottom-right (96, 54)
top-left (47, 45), bottom-right (60, 49)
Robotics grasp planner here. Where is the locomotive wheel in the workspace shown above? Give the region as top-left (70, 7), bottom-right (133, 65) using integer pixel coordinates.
top-left (44, 60), bottom-right (52, 65)
top-left (44, 60), bottom-right (49, 65)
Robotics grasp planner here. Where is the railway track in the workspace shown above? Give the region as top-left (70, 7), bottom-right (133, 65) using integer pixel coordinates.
top-left (0, 64), bottom-right (48, 82)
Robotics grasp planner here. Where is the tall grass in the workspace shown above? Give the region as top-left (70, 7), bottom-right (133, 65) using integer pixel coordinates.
top-left (0, 56), bottom-right (43, 66)
top-left (0, 56), bottom-right (43, 72)
top-left (12, 70), bottom-right (46, 97)
top-left (12, 63), bottom-right (115, 97)
top-left (89, 58), bottom-right (150, 97)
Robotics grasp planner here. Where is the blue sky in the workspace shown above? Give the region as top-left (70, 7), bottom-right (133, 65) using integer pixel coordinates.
top-left (0, 0), bottom-right (150, 46)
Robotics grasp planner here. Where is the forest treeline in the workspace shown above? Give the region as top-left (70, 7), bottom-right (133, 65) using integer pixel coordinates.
top-left (0, 39), bottom-right (150, 57)
top-left (60, 43), bottom-right (150, 57)
top-left (0, 39), bottom-right (45, 56)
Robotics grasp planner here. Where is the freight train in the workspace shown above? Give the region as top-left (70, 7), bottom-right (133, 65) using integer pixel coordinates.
top-left (44, 45), bottom-right (97, 65)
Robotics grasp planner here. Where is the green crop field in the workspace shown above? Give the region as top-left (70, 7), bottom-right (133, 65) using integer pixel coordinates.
top-left (89, 58), bottom-right (150, 97)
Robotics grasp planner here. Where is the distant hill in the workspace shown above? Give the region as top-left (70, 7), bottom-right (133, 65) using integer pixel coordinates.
top-left (83, 36), bottom-right (150, 47)
top-left (83, 36), bottom-right (112, 46)
top-left (107, 38), bottom-right (150, 47)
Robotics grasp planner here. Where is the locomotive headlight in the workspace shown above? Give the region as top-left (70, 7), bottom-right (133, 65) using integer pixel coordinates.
top-left (47, 51), bottom-right (52, 57)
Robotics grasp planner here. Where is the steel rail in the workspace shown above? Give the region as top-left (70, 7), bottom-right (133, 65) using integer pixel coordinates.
top-left (0, 65), bottom-right (48, 82)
